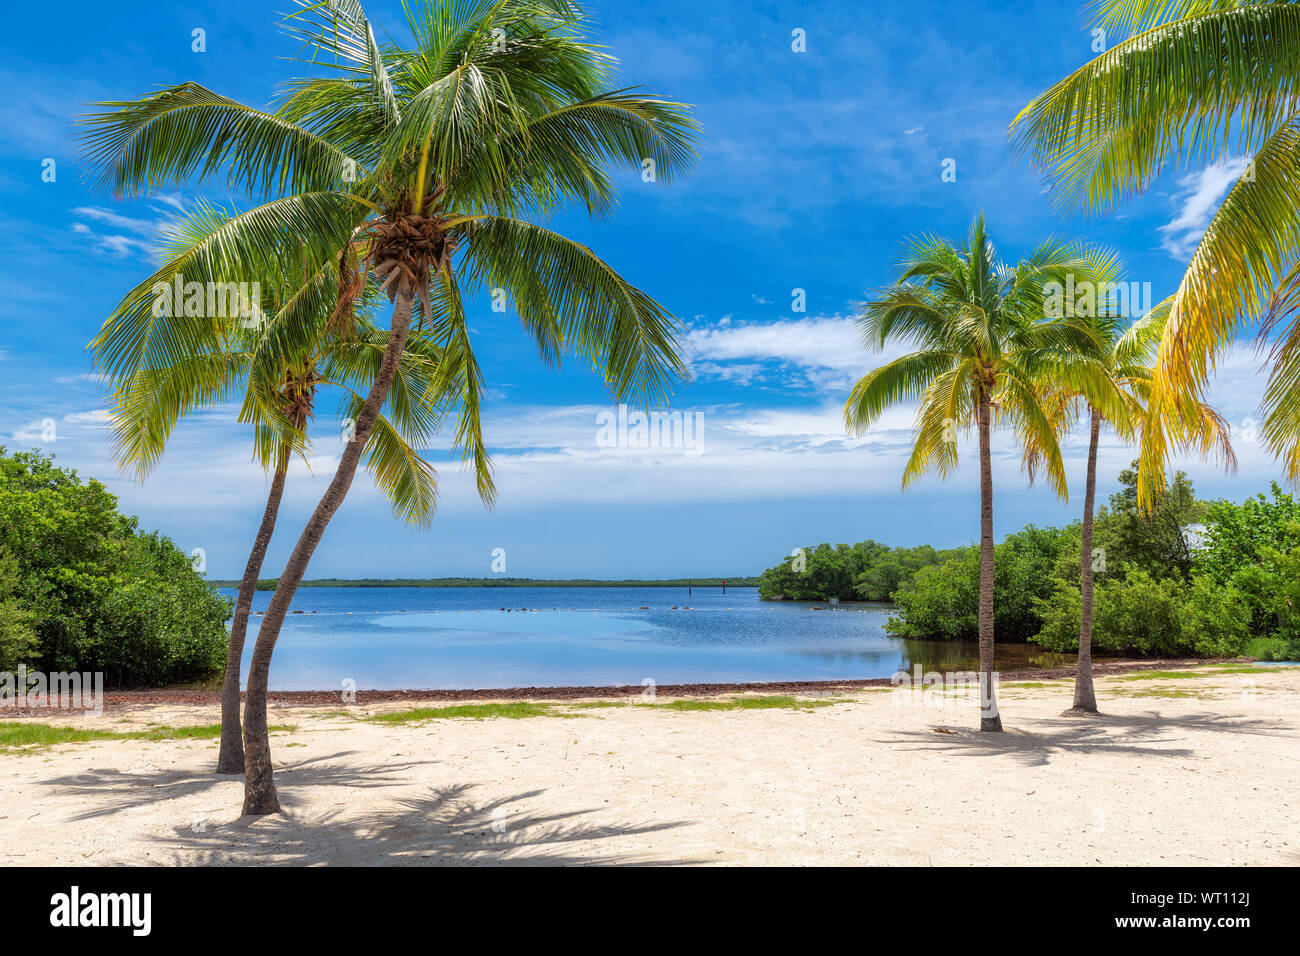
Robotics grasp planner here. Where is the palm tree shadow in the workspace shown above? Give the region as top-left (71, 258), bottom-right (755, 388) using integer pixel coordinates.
top-left (883, 711), bottom-right (1293, 768)
top-left (154, 783), bottom-right (701, 865)
top-left (41, 751), bottom-right (429, 821)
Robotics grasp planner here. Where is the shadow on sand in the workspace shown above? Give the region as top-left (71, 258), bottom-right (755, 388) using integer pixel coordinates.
top-left (40, 752), bottom-right (699, 865)
top-left (40, 750), bottom-right (426, 821)
top-left (880, 711), bottom-right (1295, 768)
top-left (160, 784), bottom-right (698, 865)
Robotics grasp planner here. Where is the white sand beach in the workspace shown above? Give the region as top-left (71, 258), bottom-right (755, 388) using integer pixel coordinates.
top-left (2, 666), bottom-right (1297, 866)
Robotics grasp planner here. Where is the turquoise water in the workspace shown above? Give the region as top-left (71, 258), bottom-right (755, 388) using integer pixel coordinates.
top-left (224, 586), bottom-right (1075, 690)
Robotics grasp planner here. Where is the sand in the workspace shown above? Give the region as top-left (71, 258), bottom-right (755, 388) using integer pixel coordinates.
top-left (1, 666), bottom-right (1297, 866)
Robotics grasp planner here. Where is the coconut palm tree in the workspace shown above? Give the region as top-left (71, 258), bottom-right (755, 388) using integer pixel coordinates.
top-left (1024, 276), bottom-right (1236, 713)
top-left (98, 203), bottom-right (453, 774)
top-left (81, 0), bottom-right (698, 812)
top-left (843, 214), bottom-right (1103, 731)
top-left (1009, 0), bottom-right (1300, 504)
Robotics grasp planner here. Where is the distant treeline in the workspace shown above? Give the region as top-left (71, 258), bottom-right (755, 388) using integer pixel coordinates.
top-left (212, 576), bottom-right (761, 590)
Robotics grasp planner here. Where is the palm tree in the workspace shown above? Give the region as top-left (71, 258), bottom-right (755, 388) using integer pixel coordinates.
top-left (97, 204), bottom-right (451, 773)
top-left (1009, 0), bottom-right (1300, 504)
top-left (81, 0), bottom-right (698, 813)
top-left (844, 214), bottom-right (1099, 732)
top-left (1024, 280), bottom-right (1236, 714)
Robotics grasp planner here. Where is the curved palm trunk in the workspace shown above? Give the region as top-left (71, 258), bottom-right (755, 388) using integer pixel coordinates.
top-left (241, 289), bottom-right (415, 815)
top-left (1071, 407), bottom-right (1102, 714)
top-left (217, 450), bottom-right (290, 774)
top-left (977, 389), bottom-right (1003, 732)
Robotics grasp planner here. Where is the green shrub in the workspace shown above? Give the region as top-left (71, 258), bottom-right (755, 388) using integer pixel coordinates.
top-left (0, 448), bottom-right (229, 685)
top-left (1031, 568), bottom-right (1249, 657)
top-left (1178, 575), bottom-right (1251, 657)
top-left (757, 540), bottom-right (953, 602)
top-left (0, 547), bottom-right (39, 671)
top-left (1196, 485), bottom-right (1300, 583)
top-left (885, 525), bottom-right (1074, 641)
top-left (1028, 579), bottom-right (1083, 653)
top-left (1246, 636), bottom-right (1300, 662)
top-left (884, 556), bottom-right (980, 639)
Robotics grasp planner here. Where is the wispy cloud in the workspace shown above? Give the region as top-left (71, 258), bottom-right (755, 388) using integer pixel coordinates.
top-left (68, 196), bottom-right (186, 259)
top-left (71, 221), bottom-right (152, 257)
top-left (71, 206), bottom-right (160, 234)
top-left (1159, 158), bottom-right (1250, 260)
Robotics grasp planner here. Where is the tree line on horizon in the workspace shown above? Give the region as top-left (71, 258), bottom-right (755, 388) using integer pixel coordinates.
top-left (216, 576), bottom-right (761, 590)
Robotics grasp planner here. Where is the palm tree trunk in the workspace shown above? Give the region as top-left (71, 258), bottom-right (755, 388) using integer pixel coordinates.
top-left (1071, 406), bottom-right (1102, 714)
top-left (216, 448), bottom-right (290, 774)
top-left (241, 288), bottom-right (415, 815)
top-left (977, 388), bottom-right (1002, 732)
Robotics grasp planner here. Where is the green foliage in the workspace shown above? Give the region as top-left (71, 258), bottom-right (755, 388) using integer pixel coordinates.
top-left (645, 695), bottom-right (833, 712)
top-left (1249, 636), bottom-right (1300, 663)
top-left (1032, 568), bottom-right (1250, 658)
top-left (1189, 486), bottom-right (1300, 655)
top-left (0, 448), bottom-right (230, 684)
top-left (1197, 485), bottom-right (1300, 582)
top-left (1013, 1), bottom-right (1300, 490)
top-left (883, 558), bottom-right (978, 640)
top-left (853, 545), bottom-right (948, 602)
top-left (885, 525), bottom-right (1077, 641)
top-left (365, 702), bottom-right (562, 723)
top-left (0, 547), bottom-right (39, 671)
top-left (756, 540), bottom-right (950, 602)
top-left (1092, 462), bottom-right (1207, 580)
top-left (1028, 468), bottom-right (1295, 659)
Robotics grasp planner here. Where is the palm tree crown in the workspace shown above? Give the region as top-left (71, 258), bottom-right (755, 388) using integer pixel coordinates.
top-left (845, 214), bottom-right (1101, 496)
top-left (1010, 0), bottom-right (1300, 498)
top-left (100, 204), bottom-right (446, 526)
top-left (82, 0), bottom-right (700, 462)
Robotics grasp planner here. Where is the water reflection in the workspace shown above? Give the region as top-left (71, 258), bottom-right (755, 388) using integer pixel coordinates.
top-left (898, 639), bottom-right (1105, 673)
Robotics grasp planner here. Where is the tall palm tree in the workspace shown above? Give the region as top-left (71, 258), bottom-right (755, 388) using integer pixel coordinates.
top-left (1009, 0), bottom-right (1300, 504)
top-left (844, 214), bottom-right (1096, 732)
top-left (98, 204), bottom-right (452, 773)
top-left (1024, 280), bottom-right (1236, 714)
top-left (81, 0), bottom-right (698, 813)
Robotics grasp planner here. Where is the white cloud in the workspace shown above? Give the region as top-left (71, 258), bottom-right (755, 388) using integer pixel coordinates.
top-left (69, 201), bottom-right (182, 259)
top-left (686, 315), bottom-right (878, 391)
top-left (1159, 158), bottom-right (1250, 260)
top-left (151, 192), bottom-right (187, 214)
top-left (71, 206), bottom-right (160, 235)
top-left (71, 221), bottom-right (153, 258)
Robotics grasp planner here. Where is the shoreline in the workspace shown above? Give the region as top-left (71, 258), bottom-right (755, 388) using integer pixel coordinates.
top-left (0, 657), bottom-right (1256, 715)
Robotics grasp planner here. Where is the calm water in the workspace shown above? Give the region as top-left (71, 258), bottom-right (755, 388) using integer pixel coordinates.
top-left (223, 586), bottom-right (1078, 691)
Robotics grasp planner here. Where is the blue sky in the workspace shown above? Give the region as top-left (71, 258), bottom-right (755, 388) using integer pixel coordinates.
top-left (0, 0), bottom-right (1280, 579)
